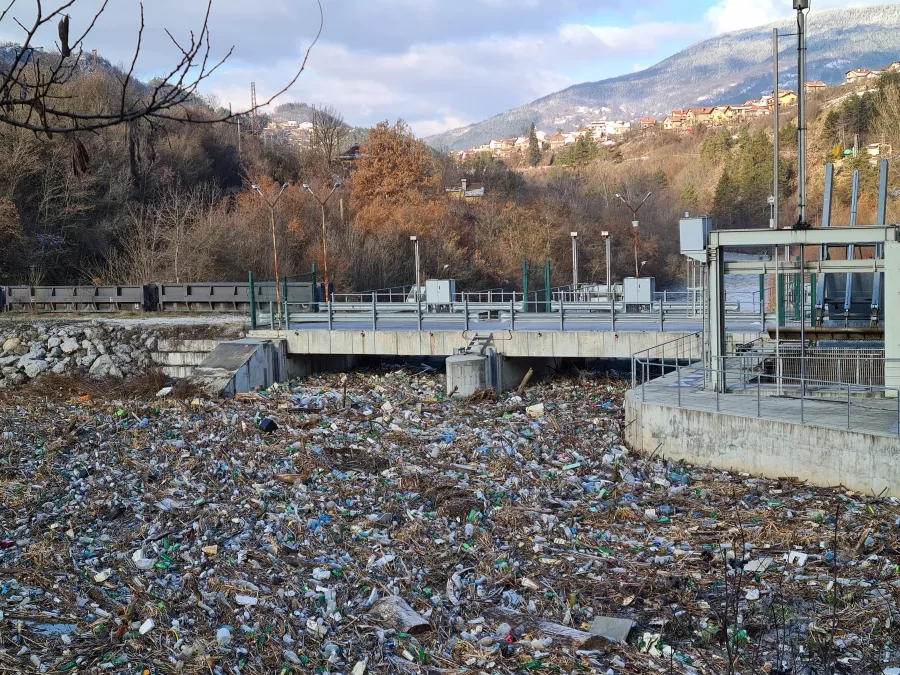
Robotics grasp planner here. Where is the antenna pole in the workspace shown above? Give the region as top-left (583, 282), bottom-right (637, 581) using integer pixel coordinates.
top-left (250, 82), bottom-right (259, 136)
top-left (773, 28), bottom-right (779, 230)
top-left (796, 1), bottom-right (809, 228)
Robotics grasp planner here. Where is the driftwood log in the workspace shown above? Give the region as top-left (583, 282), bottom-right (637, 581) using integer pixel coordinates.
top-left (483, 607), bottom-right (612, 651)
top-left (369, 595), bottom-right (432, 635)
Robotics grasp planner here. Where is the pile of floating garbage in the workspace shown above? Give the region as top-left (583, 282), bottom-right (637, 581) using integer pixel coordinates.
top-left (1, 367), bottom-right (899, 674)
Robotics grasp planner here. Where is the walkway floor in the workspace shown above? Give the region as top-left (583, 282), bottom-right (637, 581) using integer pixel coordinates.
top-left (636, 367), bottom-right (900, 438)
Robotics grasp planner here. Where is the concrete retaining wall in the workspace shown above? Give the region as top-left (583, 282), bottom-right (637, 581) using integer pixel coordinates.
top-left (151, 339), bottom-right (222, 378)
top-left (625, 390), bottom-right (900, 496)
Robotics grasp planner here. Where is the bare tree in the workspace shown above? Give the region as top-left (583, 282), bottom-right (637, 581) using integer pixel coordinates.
top-left (310, 104), bottom-right (348, 173)
top-left (0, 0), bottom-right (323, 135)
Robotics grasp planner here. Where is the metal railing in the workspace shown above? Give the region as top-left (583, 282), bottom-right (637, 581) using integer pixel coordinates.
top-left (263, 297), bottom-right (764, 333)
top-left (632, 341), bottom-right (900, 437)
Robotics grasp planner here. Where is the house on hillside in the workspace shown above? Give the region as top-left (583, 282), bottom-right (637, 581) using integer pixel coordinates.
top-left (711, 106), bottom-right (733, 124)
top-left (778, 90), bottom-right (798, 107)
top-left (606, 121), bottom-right (632, 136)
top-left (663, 114), bottom-right (690, 131)
top-left (640, 118), bottom-right (656, 129)
top-left (446, 179), bottom-right (485, 202)
top-left (805, 81), bottom-right (827, 92)
top-left (846, 68), bottom-right (873, 83)
top-left (688, 107), bottom-right (714, 127)
top-left (549, 133), bottom-right (568, 148)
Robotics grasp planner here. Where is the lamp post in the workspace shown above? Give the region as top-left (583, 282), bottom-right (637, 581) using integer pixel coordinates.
top-left (303, 179), bottom-right (342, 302)
top-left (570, 231), bottom-right (579, 290)
top-left (410, 236), bottom-right (421, 302)
top-left (615, 192), bottom-right (653, 278)
top-left (601, 231), bottom-right (611, 292)
top-left (251, 182), bottom-right (289, 319)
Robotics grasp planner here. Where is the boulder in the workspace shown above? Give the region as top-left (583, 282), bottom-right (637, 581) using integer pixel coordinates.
top-left (47, 337), bottom-right (61, 349)
top-left (17, 351), bottom-right (46, 368)
top-left (144, 336), bottom-right (158, 351)
top-left (93, 341), bottom-right (107, 355)
top-left (1, 366), bottom-right (16, 376)
top-left (2, 337), bottom-right (20, 353)
top-left (51, 358), bottom-right (70, 374)
top-left (89, 354), bottom-right (123, 379)
top-left (23, 359), bottom-right (50, 379)
top-left (81, 340), bottom-right (96, 354)
top-left (0, 355), bottom-right (18, 367)
top-left (60, 338), bottom-right (80, 354)
top-left (77, 354), bottom-right (97, 368)
top-left (6, 372), bottom-right (25, 386)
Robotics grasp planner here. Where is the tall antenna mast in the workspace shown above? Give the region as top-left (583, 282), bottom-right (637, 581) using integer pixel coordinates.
top-left (250, 82), bottom-right (259, 136)
top-left (794, 0), bottom-right (810, 229)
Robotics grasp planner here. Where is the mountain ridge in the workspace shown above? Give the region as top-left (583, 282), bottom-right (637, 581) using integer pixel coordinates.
top-left (426, 4), bottom-right (900, 151)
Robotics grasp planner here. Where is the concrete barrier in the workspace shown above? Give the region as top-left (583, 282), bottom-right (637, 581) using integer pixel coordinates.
top-left (625, 388), bottom-right (900, 497)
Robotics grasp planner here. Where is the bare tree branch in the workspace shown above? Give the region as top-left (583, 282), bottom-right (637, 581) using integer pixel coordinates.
top-left (0, 0), bottom-right (323, 134)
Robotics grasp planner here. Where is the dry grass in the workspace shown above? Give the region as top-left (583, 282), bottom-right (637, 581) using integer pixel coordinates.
top-left (24, 371), bottom-right (204, 402)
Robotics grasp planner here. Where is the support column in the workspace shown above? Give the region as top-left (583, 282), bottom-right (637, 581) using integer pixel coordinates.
top-left (708, 246), bottom-right (726, 392)
top-left (885, 240), bottom-right (900, 395)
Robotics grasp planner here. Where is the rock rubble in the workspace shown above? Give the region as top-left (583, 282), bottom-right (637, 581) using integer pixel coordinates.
top-left (0, 322), bottom-right (159, 388)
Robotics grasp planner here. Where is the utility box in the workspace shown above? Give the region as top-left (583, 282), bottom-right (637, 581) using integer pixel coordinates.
top-left (680, 216), bottom-right (713, 263)
top-left (623, 277), bottom-right (655, 305)
top-left (425, 279), bottom-right (456, 304)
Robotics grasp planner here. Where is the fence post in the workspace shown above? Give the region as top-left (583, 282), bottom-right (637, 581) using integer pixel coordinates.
top-left (269, 301), bottom-right (275, 330)
top-left (464, 296), bottom-right (469, 332)
top-left (642, 362), bottom-right (646, 401)
top-left (677, 361), bottom-right (682, 407)
top-left (327, 300), bottom-right (333, 330)
top-left (282, 276), bottom-right (289, 330)
top-left (248, 271), bottom-right (256, 330)
top-left (510, 298), bottom-right (515, 331)
top-left (417, 296), bottom-right (422, 331)
top-left (757, 370), bottom-right (761, 418)
top-left (659, 297), bottom-right (664, 331)
top-left (559, 296), bottom-right (564, 331)
top-left (372, 293), bottom-right (377, 331)
top-left (610, 293), bottom-right (616, 331)
top-left (847, 384), bottom-right (851, 430)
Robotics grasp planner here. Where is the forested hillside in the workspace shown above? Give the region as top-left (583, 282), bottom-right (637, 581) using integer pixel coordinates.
top-left (4, 61), bottom-right (900, 294)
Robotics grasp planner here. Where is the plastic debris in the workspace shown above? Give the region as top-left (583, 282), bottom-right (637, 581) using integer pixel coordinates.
top-left (1, 365), bottom-right (899, 673)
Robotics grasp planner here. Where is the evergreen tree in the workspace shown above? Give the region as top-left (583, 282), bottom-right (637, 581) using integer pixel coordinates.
top-left (528, 123), bottom-right (541, 167)
top-left (713, 169), bottom-right (739, 229)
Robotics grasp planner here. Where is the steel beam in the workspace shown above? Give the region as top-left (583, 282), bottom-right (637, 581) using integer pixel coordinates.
top-left (872, 160), bottom-right (889, 323)
top-left (710, 226), bottom-right (898, 248)
top-left (708, 246), bottom-right (726, 392)
top-left (724, 259), bottom-right (886, 276)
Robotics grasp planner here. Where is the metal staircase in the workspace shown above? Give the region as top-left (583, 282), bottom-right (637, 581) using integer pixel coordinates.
top-left (459, 332), bottom-right (493, 355)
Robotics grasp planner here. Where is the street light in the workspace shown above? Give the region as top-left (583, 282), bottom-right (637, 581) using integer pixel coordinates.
top-left (615, 192), bottom-right (653, 278)
top-left (601, 231), bottom-right (611, 292)
top-left (570, 231), bottom-right (579, 289)
top-left (303, 178), bottom-right (342, 302)
top-left (410, 236), bottom-right (421, 303)
top-left (251, 182), bottom-right (289, 322)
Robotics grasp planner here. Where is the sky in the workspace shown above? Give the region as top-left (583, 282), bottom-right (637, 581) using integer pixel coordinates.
top-left (1, 0), bottom-right (894, 136)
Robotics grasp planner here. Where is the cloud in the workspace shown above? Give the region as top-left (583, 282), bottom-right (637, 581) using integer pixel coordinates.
top-left (206, 17), bottom-right (699, 136)
top-left (704, 0), bottom-right (900, 34)
top-left (0, 0), bottom-right (765, 136)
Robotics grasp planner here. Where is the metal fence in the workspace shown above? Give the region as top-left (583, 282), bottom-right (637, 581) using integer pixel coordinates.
top-left (631, 337), bottom-right (900, 437)
top-left (261, 296), bottom-right (764, 333)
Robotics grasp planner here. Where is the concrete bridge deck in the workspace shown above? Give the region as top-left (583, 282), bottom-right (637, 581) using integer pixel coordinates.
top-left (249, 327), bottom-right (762, 360)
